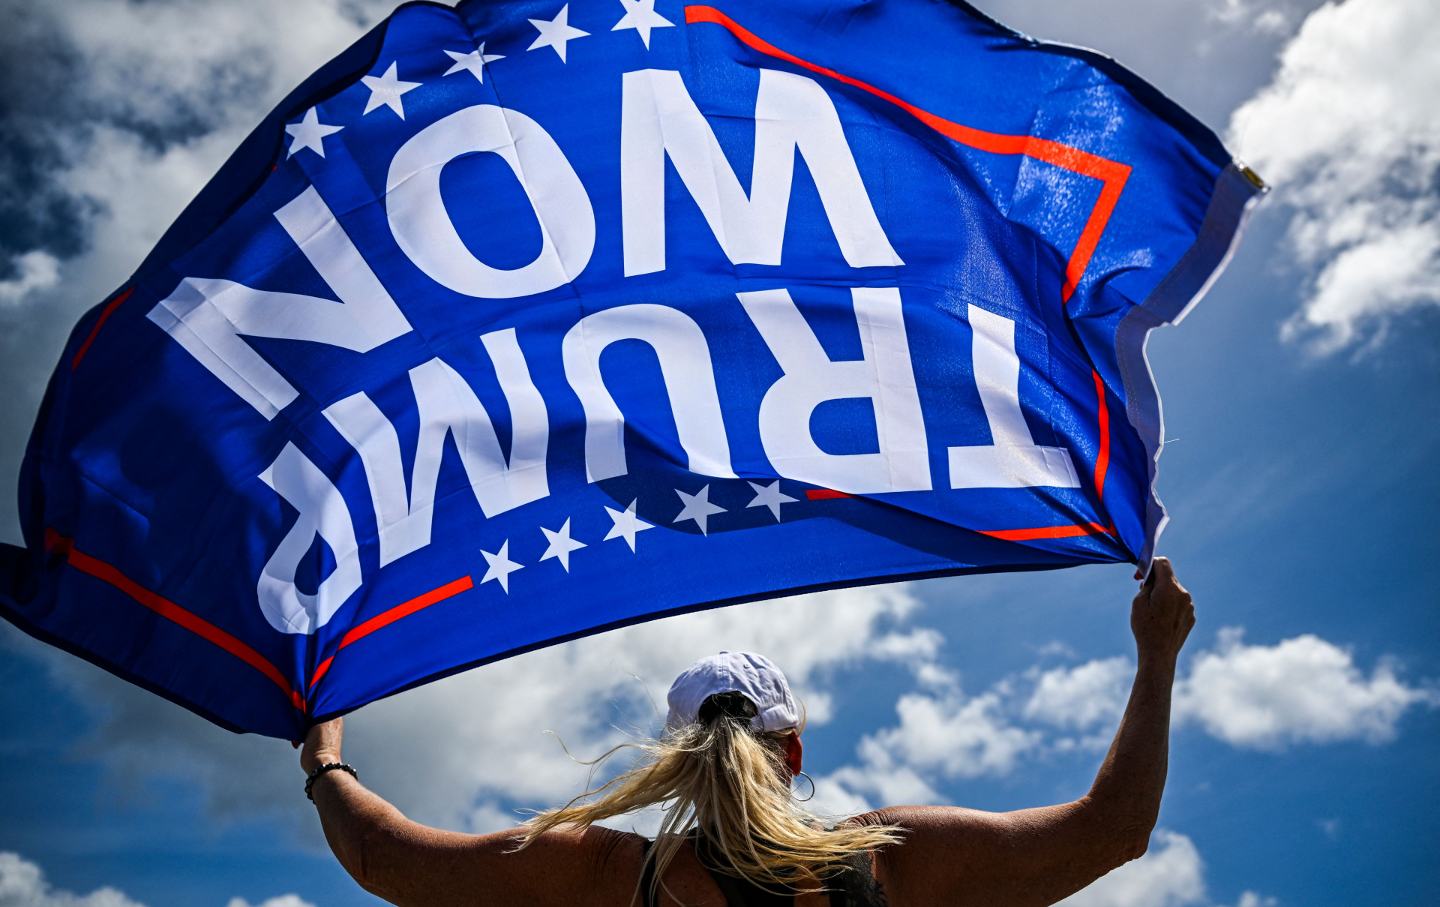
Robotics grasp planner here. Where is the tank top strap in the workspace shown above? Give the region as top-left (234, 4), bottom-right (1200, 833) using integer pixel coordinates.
top-left (825, 849), bottom-right (889, 907)
top-left (638, 835), bottom-right (796, 907)
top-left (693, 833), bottom-right (795, 906)
top-left (639, 833), bottom-right (886, 906)
top-left (638, 838), bottom-right (658, 907)
top-left (816, 823), bottom-right (889, 907)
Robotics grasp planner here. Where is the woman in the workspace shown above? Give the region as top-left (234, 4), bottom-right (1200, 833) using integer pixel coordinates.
top-left (300, 558), bottom-right (1195, 905)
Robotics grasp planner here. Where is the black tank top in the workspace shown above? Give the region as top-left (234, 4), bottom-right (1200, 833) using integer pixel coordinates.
top-left (637, 833), bottom-right (888, 907)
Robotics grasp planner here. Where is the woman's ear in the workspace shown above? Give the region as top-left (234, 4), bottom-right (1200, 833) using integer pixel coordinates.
top-left (784, 732), bottom-right (804, 777)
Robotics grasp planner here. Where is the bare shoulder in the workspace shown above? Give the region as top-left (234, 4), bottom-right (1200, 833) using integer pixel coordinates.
top-left (491, 823), bottom-right (650, 905)
top-left (383, 822), bottom-right (649, 906)
top-left (842, 802), bottom-right (1113, 907)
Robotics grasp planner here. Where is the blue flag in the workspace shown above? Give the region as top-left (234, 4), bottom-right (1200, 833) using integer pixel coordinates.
top-left (0, 0), bottom-right (1263, 738)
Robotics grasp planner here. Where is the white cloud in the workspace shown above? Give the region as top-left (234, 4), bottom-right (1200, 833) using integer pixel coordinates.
top-left (1008, 630), bottom-right (1435, 752)
top-left (1024, 656), bottom-right (1132, 731)
top-left (821, 761), bottom-right (940, 814)
top-left (224, 897), bottom-right (317, 907)
top-left (0, 252), bottom-right (60, 306)
top-left (1054, 835), bottom-right (1278, 907)
top-left (1048, 828), bottom-right (1279, 907)
top-left (865, 688), bottom-right (1041, 780)
top-left (0, 851), bottom-right (313, 907)
top-left (17, 0), bottom-right (399, 289)
top-left (1228, 0), bottom-right (1440, 351)
top-left (30, 0), bottom-right (397, 136)
top-left (1057, 832), bottom-right (1278, 907)
top-left (1211, 0), bottom-right (1296, 35)
top-left (10, 0), bottom-right (399, 270)
top-left (816, 683), bottom-right (1041, 811)
top-left (812, 624), bottom-right (1434, 814)
top-left (1033, 639), bottom-right (1080, 660)
top-left (1175, 627), bottom-right (1435, 749)
top-left (0, 0), bottom-right (401, 541)
top-left (1057, 830), bottom-right (1207, 907)
top-left (0, 851), bottom-right (145, 907)
top-left (1252, 10), bottom-right (1291, 33)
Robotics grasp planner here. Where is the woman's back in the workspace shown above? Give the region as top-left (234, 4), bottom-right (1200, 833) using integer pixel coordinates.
top-left (446, 825), bottom-right (880, 907)
top-left (637, 830), bottom-right (888, 907)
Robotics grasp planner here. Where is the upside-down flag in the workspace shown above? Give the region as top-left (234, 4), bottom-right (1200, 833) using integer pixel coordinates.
top-left (0, 0), bottom-right (1264, 738)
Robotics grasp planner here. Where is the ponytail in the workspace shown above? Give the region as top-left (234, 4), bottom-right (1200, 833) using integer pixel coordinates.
top-left (518, 693), bottom-right (903, 903)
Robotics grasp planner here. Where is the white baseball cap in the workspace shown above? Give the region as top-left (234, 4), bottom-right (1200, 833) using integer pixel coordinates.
top-left (666, 651), bottom-right (799, 733)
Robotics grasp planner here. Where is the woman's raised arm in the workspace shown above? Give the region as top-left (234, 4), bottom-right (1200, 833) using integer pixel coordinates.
top-left (300, 718), bottom-right (645, 906)
top-left (862, 558), bottom-right (1196, 907)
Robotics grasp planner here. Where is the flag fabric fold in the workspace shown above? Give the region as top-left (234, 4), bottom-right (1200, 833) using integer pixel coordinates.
top-left (0, 0), bottom-right (1263, 738)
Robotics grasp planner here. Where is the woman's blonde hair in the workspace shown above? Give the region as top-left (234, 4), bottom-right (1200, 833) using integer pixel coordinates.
top-left (519, 692), bottom-right (904, 904)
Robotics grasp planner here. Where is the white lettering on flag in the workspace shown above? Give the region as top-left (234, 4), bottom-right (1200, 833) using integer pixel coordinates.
top-left (256, 443), bottom-right (363, 635)
top-left (562, 303), bottom-right (735, 482)
top-left (947, 304), bottom-right (1081, 489)
top-left (620, 68), bottom-right (903, 276)
top-left (738, 286), bottom-right (930, 494)
top-left (386, 104), bottom-right (596, 298)
top-left (147, 186), bottom-right (413, 420)
top-left (323, 329), bottom-right (551, 568)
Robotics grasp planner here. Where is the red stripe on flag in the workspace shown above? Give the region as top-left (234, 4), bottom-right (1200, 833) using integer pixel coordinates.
top-left (336, 576), bottom-right (474, 650)
top-left (805, 489), bottom-right (852, 500)
top-left (1092, 369), bottom-right (1111, 500)
top-left (308, 656), bottom-right (336, 692)
top-left (682, 5), bottom-right (1130, 304)
top-left (71, 287), bottom-right (135, 371)
top-left (683, 6), bottom-right (1127, 544)
top-left (308, 576), bottom-right (475, 691)
top-left (977, 522), bottom-right (1111, 542)
top-left (46, 529), bottom-right (306, 712)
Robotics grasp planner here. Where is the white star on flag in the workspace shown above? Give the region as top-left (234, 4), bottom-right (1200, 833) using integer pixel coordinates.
top-left (284, 108), bottom-right (343, 158)
top-left (672, 485), bottom-right (726, 535)
top-left (528, 4), bottom-right (590, 62)
top-left (746, 480), bottom-right (797, 521)
top-left (604, 499), bottom-right (653, 552)
top-left (444, 44), bottom-right (505, 83)
top-left (360, 62), bottom-right (421, 119)
top-left (539, 518), bottom-right (587, 572)
top-left (612, 0), bottom-right (673, 48)
top-left (480, 540), bottom-right (523, 593)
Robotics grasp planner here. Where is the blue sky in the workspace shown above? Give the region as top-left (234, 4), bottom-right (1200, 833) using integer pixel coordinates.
top-left (1, 0), bottom-right (1437, 905)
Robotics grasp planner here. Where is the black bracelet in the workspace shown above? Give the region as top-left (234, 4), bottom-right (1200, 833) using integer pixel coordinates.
top-left (305, 761), bottom-right (357, 801)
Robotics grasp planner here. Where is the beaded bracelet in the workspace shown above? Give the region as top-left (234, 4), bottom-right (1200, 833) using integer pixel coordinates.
top-left (305, 762), bottom-right (358, 801)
